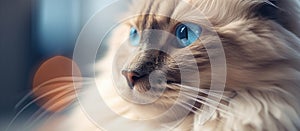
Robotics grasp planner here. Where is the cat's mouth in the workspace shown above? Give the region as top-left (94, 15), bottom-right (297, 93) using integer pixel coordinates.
top-left (122, 75), bottom-right (169, 93)
top-left (122, 70), bottom-right (170, 93)
top-left (130, 74), bottom-right (152, 92)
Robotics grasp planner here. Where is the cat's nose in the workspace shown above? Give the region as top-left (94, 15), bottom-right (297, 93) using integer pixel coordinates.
top-left (122, 70), bottom-right (142, 89)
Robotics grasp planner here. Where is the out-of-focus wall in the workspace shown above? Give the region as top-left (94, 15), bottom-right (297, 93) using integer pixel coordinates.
top-left (0, 0), bottom-right (122, 130)
top-left (0, 0), bottom-right (33, 129)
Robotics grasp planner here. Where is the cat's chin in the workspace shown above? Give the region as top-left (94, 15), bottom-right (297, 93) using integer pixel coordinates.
top-left (117, 87), bottom-right (165, 105)
top-left (97, 71), bottom-right (188, 122)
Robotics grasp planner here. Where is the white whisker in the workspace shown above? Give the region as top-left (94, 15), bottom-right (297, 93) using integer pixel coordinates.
top-left (180, 92), bottom-right (243, 117)
top-left (164, 96), bottom-right (204, 116)
top-left (171, 83), bottom-right (236, 104)
top-left (180, 91), bottom-right (231, 111)
top-left (15, 77), bottom-right (92, 109)
top-left (26, 92), bottom-right (77, 128)
top-left (165, 96), bottom-right (225, 123)
top-left (7, 81), bottom-right (92, 131)
top-left (180, 93), bottom-right (234, 116)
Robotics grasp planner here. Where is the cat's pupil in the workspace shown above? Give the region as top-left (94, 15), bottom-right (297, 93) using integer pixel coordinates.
top-left (178, 25), bottom-right (188, 39)
top-left (130, 28), bottom-right (137, 36)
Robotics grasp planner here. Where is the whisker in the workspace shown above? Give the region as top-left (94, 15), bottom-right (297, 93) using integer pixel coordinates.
top-left (180, 92), bottom-right (244, 117)
top-left (7, 81), bottom-right (92, 131)
top-left (181, 89), bottom-right (238, 106)
top-left (15, 77), bottom-right (92, 109)
top-left (26, 91), bottom-right (77, 128)
top-left (172, 83), bottom-right (224, 93)
top-left (7, 84), bottom-right (75, 130)
top-left (6, 85), bottom-right (74, 130)
top-left (18, 82), bottom-right (91, 112)
top-left (27, 89), bottom-right (81, 130)
top-left (171, 83), bottom-right (236, 104)
top-left (164, 96), bottom-right (225, 123)
top-left (180, 91), bottom-right (230, 111)
top-left (25, 107), bottom-right (46, 129)
top-left (164, 96), bottom-right (205, 116)
top-left (179, 93), bottom-right (234, 116)
top-left (34, 77), bottom-right (88, 92)
top-left (177, 99), bottom-right (226, 123)
top-left (26, 83), bottom-right (93, 109)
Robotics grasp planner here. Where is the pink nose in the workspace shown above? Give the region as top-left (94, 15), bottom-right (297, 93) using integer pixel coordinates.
top-left (122, 70), bottom-right (141, 89)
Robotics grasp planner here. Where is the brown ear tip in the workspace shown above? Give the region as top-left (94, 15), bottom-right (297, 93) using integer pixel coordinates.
top-left (33, 56), bottom-right (82, 112)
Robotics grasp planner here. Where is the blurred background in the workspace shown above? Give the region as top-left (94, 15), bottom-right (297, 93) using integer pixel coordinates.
top-left (0, 0), bottom-right (117, 130)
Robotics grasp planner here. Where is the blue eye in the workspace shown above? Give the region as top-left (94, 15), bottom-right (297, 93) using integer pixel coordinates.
top-left (175, 23), bottom-right (202, 47)
top-left (129, 27), bottom-right (140, 46)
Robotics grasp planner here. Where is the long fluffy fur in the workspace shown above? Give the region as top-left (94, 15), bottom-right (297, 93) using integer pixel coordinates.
top-left (36, 0), bottom-right (300, 131)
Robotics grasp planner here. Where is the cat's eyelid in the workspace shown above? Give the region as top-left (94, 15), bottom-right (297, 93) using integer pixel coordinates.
top-left (122, 22), bottom-right (141, 35)
top-left (123, 22), bottom-right (136, 29)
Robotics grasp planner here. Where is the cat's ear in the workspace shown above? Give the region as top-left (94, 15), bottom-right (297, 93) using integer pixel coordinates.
top-left (254, 0), bottom-right (300, 37)
top-left (33, 56), bottom-right (82, 112)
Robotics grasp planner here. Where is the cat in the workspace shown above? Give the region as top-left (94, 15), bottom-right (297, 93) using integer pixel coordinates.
top-left (33, 0), bottom-right (300, 131)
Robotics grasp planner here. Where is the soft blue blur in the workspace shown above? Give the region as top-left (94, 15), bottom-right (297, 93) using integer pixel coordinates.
top-left (35, 0), bottom-right (113, 55)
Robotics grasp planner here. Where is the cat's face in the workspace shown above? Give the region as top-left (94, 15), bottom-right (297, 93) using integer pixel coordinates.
top-left (112, 1), bottom-right (211, 112)
top-left (107, 0), bottom-right (300, 120)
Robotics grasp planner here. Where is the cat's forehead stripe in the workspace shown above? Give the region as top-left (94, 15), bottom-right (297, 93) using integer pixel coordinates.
top-left (139, 0), bottom-right (154, 29)
top-left (135, 0), bottom-right (176, 30)
top-left (138, 3), bottom-right (157, 30)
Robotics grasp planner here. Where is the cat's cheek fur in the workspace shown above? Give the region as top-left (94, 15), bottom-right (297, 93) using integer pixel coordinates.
top-left (191, 15), bottom-right (300, 131)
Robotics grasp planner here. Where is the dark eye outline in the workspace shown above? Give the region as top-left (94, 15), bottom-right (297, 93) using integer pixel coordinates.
top-left (174, 23), bottom-right (202, 48)
top-left (129, 27), bottom-right (140, 46)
